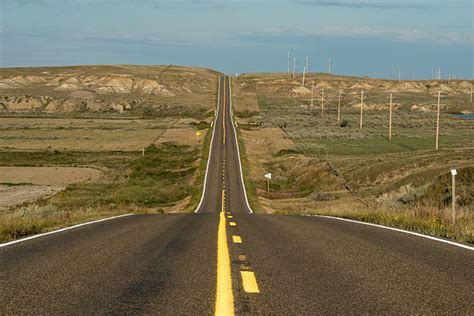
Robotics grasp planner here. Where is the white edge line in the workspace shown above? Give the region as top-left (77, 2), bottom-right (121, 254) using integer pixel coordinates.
top-left (311, 214), bottom-right (474, 251)
top-left (194, 77), bottom-right (221, 213)
top-left (228, 77), bottom-right (254, 214)
top-left (0, 213), bottom-right (134, 248)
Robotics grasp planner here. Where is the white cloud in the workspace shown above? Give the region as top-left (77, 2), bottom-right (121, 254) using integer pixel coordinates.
top-left (252, 26), bottom-right (474, 46)
top-left (294, 0), bottom-right (427, 10)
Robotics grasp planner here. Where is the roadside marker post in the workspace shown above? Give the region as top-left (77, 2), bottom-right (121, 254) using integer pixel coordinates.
top-left (451, 169), bottom-right (457, 225)
top-left (196, 130), bottom-right (202, 143)
top-left (470, 86), bottom-right (473, 103)
top-left (264, 173), bottom-right (272, 209)
top-left (311, 80), bottom-right (314, 109)
top-left (142, 147), bottom-right (145, 157)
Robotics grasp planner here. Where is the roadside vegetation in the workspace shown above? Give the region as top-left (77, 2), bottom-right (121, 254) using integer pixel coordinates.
top-left (0, 65), bottom-right (219, 243)
top-left (232, 73), bottom-right (474, 243)
top-left (0, 143), bottom-right (203, 242)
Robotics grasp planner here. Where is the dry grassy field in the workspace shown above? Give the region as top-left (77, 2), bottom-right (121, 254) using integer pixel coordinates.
top-left (0, 65), bottom-right (218, 242)
top-left (233, 73), bottom-right (474, 243)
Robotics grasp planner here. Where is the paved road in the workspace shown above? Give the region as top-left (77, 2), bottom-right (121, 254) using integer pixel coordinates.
top-left (1, 76), bottom-right (473, 314)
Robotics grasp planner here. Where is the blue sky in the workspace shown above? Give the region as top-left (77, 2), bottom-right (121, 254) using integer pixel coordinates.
top-left (1, 0), bottom-right (473, 78)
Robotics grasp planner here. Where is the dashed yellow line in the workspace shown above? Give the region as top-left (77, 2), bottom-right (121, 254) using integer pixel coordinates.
top-left (241, 271), bottom-right (260, 293)
top-left (232, 235), bottom-right (242, 243)
top-left (215, 77), bottom-right (259, 315)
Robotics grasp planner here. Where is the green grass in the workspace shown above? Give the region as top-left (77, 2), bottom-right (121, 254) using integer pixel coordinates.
top-left (51, 143), bottom-right (198, 209)
top-left (0, 142), bottom-right (201, 242)
top-left (186, 124), bottom-right (213, 211)
top-left (234, 80), bottom-right (474, 243)
top-left (235, 123), bottom-right (262, 212)
top-left (276, 208), bottom-right (473, 244)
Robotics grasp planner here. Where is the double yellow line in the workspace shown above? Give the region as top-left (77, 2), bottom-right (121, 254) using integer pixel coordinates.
top-left (215, 77), bottom-right (233, 315)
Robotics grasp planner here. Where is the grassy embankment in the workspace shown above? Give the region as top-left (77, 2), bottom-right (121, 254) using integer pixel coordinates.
top-left (233, 73), bottom-right (474, 243)
top-left (0, 143), bottom-right (201, 242)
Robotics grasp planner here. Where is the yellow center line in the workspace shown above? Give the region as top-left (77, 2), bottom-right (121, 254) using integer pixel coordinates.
top-left (215, 190), bottom-right (234, 316)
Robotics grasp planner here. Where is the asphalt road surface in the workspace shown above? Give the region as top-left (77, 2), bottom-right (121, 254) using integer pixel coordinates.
top-left (1, 76), bottom-right (472, 314)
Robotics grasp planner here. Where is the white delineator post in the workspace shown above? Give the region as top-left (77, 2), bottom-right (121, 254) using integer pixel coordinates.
top-left (142, 147), bottom-right (145, 156)
top-left (436, 91), bottom-right (441, 150)
top-left (264, 173), bottom-right (272, 208)
top-left (360, 90), bottom-right (364, 129)
top-left (451, 169), bottom-right (457, 225)
top-left (338, 89), bottom-right (342, 123)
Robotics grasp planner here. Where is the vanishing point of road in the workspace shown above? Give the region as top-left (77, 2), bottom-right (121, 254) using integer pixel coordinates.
top-left (1, 76), bottom-right (473, 314)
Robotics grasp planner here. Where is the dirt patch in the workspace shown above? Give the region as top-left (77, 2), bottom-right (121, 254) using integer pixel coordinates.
top-left (241, 128), bottom-right (295, 158)
top-left (155, 128), bottom-right (208, 147)
top-left (0, 166), bottom-right (103, 209)
top-left (0, 117), bottom-right (171, 151)
top-left (0, 166), bottom-right (102, 185)
top-left (0, 185), bottom-right (63, 209)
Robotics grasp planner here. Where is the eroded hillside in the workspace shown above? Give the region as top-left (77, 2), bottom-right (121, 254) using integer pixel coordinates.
top-left (0, 65), bottom-right (220, 117)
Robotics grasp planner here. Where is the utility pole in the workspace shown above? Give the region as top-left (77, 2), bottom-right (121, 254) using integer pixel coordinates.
top-left (287, 51), bottom-right (290, 75)
top-left (321, 88), bottom-right (325, 117)
top-left (311, 80), bottom-right (314, 109)
top-left (398, 67), bottom-right (401, 81)
top-left (305, 56), bottom-right (309, 74)
top-left (328, 59), bottom-right (332, 74)
top-left (302, 65), bottom-right (306, 86)
top-left (470, 85), bottom-right (473, 103)
top-left (388, 93), bottom-right (393, 141)
top-left (435, 91), bottom-right (442, 150)
top-left (292, 57), bottom-right (296, 79)
top-left (338, 89), bottom-right (342, 123)
top-left (360, 90), bottom-right (364, 129)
